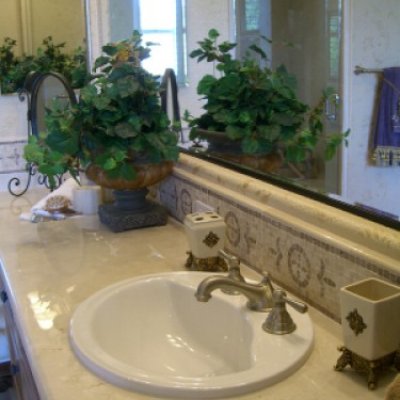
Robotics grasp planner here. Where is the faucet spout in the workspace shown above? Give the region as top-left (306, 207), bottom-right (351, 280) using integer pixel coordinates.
top-left (195, 275), bottom-right (273, 311)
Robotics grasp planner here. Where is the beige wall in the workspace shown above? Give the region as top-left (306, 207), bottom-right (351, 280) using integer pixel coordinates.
top-left (271, 0), bottom-right (328, 106)
top-left (0, 0), bottom-right (24, 55)
top-left (343, 0), bottom-right (400, 217)
top-left (30, 0), bottom-right (85, 52)
top-left (179, 0), bottom-right (233, 118)
top-left (0, 0), bottom-right (85, 55)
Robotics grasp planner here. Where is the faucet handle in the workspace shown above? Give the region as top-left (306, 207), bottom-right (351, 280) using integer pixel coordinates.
top-left (219, 249), bottom-right (240, 268)
top-left (218, 249), bottom-right (245, 294)
top-left (262, 289), bottom-right (307, 335)
top-left (285, 295), bottom-right (308, 314)
top-left (259, 271), bottom-right (275, 294)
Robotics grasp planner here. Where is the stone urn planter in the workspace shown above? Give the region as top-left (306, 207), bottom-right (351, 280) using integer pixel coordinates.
top-left (85, 161), bottom-right (174, 232)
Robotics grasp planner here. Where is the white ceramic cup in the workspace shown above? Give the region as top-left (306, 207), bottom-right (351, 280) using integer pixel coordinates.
top-left (73, 186), bottom-right (101, 215)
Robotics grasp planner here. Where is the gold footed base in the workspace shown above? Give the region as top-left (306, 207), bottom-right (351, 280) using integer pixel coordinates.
top-left (334, 346), bottom-right (400, 390)
top-left (185, 251), bottom-right (228, 272)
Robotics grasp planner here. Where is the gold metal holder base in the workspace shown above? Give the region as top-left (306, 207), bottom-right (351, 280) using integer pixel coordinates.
top-left (185, 251), bottom-right (228, 272)
top-left (334, 346), bottom-right (400, 390)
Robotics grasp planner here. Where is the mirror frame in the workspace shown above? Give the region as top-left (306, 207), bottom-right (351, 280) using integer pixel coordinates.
top-left (27, 71), bottom-right (78, 137)
top-left (180, 148), bottom-right (400, 231)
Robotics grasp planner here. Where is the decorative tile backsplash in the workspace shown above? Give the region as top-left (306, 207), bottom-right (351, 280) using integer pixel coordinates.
top-left (159, 172), bottom-right (400, 322)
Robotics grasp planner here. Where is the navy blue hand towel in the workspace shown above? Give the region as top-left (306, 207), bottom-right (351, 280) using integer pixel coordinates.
top-left (373, 67), bottom-right (400, 166)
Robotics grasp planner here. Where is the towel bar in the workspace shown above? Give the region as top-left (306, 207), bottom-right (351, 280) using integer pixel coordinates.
top-left (354, 65), bottom-right (383, 75)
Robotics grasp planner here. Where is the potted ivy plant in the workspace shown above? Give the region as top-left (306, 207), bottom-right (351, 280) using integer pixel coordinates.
top-left (24, 31), bottom-right (180, 231)
top-left (185, 29), bottom-right (348, 174)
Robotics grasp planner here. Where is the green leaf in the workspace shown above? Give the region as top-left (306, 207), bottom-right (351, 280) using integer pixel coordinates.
top-left (197, 75), bottom-right (216, 95)
top-left (102, 44), bottom-right (118, 56)
top-left (257, 125), bottom-right (281, 140)
top-left (113, 149), bottom-right (127, 162)
top-left (208, 29), bottom-right (220, 40)
top-left (94, 55), bottom-right (110, 70)
top-left (226, 125), bottom-right (244, 140)
top-left (93, 95), bottom-right (111, 110)
top-left (108, 64), bottom-right (134, 81)
top-left (272, 113), bottom-right (298, 127)
top-left (23, 137), bottom-right (45, 164)
top-left (241, 137), bottom-right (259, 154)
top-left (285, 144), bottom-right (307, 163)
top-left (249, 44), bottom-right (267, 60)
top-left (127, 115), bottom-right (142, 131)
top-left (103, 158), bottom-right (117, 170)
top-left (119, 163), bottom-right (136, 180)
top-left (239, 111), bottom-right (252, 124)
top-left (115, 75), bottom-right (140, 97)
top-left (324, 142), bottom-right (337, 160)
top-left (46, 130), bottom-right (79, 154)
top-left (189, 49), bottom-right (204, 59)
top-left (114, 122), bottom-right (138, 138)
top-left (218, 41), bottom-right (236, 53)
top-left (80, 85), bottom-right (98, 102)
top-left (39, 163), bottom-right (65, 177)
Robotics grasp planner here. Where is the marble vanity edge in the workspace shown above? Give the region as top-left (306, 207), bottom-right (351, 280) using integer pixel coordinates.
top-left (174, 154), bottom-right (400, 271)
top-left (0, 259), bottom-right (48, 399)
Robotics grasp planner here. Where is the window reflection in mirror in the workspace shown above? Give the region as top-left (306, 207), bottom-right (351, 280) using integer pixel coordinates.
top-left (108, 0), bottom-right (186, 84)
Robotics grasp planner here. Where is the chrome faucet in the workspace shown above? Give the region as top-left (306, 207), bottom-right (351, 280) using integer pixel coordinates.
top-left (195, 250), bottom-right (309, 334)
top-left (195, 272), bottom-right (274, 312)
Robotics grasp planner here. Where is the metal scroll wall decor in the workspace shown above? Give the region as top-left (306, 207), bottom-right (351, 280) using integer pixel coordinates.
top-left (8, 71), bottom-right (78, 196)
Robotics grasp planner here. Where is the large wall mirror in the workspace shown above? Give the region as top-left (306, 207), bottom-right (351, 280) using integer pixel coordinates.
top-left (176, 0), bottom-right (400, 230)
top-left (17, 0), bottom-right (398, 231)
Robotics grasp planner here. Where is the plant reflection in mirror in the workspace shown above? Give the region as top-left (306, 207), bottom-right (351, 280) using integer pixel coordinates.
top-left (0, 36), bottom-right (88, 94)
top-left (185, 29), bottom-right (349, 168)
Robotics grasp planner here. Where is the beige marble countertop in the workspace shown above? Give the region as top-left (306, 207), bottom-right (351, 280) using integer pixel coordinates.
top-left (0, 190), bottom-right (395, 400)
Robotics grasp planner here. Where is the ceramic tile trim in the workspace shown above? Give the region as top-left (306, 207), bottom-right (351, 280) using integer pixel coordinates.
top-left (172, 155), bottom-right (400, 268)
top-left (159, 154), bottom-right (400, 321)
top-left (0, 140), bottom-right (27, 173)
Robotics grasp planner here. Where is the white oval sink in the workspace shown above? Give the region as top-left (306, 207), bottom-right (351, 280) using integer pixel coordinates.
top-left (70, 272), bottom-right (314, 398)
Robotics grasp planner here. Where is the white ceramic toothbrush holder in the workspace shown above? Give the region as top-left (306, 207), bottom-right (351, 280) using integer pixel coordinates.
top-left (184, 211), bottom-right (226, 259)
top-left (340, 277), bottom-right (400, 361)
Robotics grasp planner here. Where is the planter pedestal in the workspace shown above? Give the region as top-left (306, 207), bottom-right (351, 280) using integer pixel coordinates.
top-left (334, 346), bottom-right (400, 390)
top-left (98, 188), bottom-right (168, 232)
top-left (85, 162), bottom-right (173, 232)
